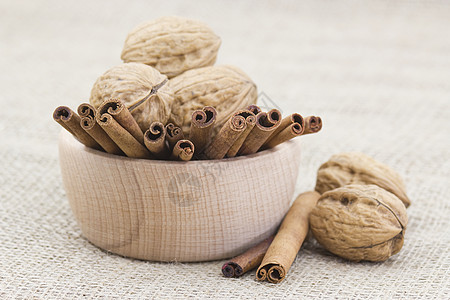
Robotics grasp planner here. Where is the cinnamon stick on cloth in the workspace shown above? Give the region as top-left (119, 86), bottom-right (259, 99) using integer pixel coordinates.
top-left (189, 106), bottom-right (217, 154)
top-left (262, 122), bottom-right (304, 150)
top-left (144, 122), bottom-right (168, 159)
top-left (256, 191), bottom-right (321, 284)
top-left (80, 116), bottom-right (123, 155)
top-left (96, 113), bottom-right (151, 159)
top-left (53, 106), bottom-right (101, 150)
top-left (97, 99), bottom-right (145, 145)
top-left (303, 116), bottom-right (323, 135)
top-left (237, 109), bottom-right (282, 156)
top-left (222, 235), bottom-right (274, 278)
top-left (203, 113), bottom-right (247, 160)
top-left (170, 140), bottom-right (195, 161)
top-left (165, 123), bottom-right (184, 150)
top-left (226, 110), bottom-right (256, 158)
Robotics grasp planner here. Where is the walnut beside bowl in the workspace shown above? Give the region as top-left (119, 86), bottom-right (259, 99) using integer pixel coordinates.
top-left (59, 130), bottom-right (301, 262)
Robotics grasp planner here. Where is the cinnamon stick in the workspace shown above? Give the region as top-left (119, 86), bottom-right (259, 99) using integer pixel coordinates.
top-left (237, 109), bottom-right (282, 156)
top-left (53, 106), bottom-right (101, 150)
top-left (303, 116), bottom-right (322, 135)
top-left (170, 139), bottom-right (195, 161)
top-left (144, 122), bottom-right (168, 159)
top-left (226, 110), bottom-right (256, 158)
top-left (222, 235), bottom-right (274, 278)
top-left (77, 103), bottom-right (96, 119)
top-left (80, 116), bottom-right (123, 155)
top-left (262, 122), bottom-right (304, 149)
top-left (96, 113), bottom-right (151, 159)
top-left (264, 113), bottom-right (304, 146)
top-left (97, 99), bottom-right (144, 145)
top-left (76, 102), bottom-right (123, 154)
top-left (189, 106), bottom-right (217, 154)
top-left (256, 191), bottom-right (320, 284)
top-left (203, 113), bottom-right (246, 160)
top-left (246, 104), bottom-right (262, 115)
top-left (165, 123), bottom-right (184, 150)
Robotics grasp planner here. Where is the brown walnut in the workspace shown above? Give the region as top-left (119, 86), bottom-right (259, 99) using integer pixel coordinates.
top-left (121, 16), bottom-right (221, 78)
top-left (310, 184), bottom-right (408, 262)
top-left (169, 65), bottom-right (258, 138)
top-left (315, 152), bottom-right (410, 207)
top-left (89, 63), bottom-right (174, 131)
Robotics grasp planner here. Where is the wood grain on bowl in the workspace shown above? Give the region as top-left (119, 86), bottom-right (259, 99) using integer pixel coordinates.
top-left (58, 130), bottom-right (301, 262)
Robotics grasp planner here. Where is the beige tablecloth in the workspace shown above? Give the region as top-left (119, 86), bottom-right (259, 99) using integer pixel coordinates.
top-left (1, 0), bottom-right (449, 298)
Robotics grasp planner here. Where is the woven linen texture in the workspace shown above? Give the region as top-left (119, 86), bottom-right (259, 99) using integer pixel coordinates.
top-left (0, 0), bottom-right (449, 298)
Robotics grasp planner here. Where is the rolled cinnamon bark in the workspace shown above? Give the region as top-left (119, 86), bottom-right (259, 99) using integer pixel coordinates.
top-left (170, 139), bottom-right (195, 161)
top-left (237, 109), bottom-right (282, 156)
top-left (264, 113), bottom-right (304, 146)
top-left (80, 116), bottom-right (123, 155)
top-left (303, 116), bottom-right (322, 135)
top-left (256, 191), bottom-right (320, 284)
top-left (77, 103), bottom-right (96, 119)
top-left (222, 235), bottom-right (274, 278)
top-left (97, 99), bottom-right (144, 145)
top-left (262, 123), bottom-right (304, 149)
top-left (246, 104), bottom-right (262, 115)
top-left (189, 106), bottom-right (217, 154)
top-left (165, 123), bottom-right (184, 150)
top-left (53, 106), bottom-right (101, 150)
top-left (203, 113), bottom-right (247, 160)
top-left (96, 113), bottom-right (151, 159)
top-left (226, 110), bottom-right (256, 158)
top-left (144, 122), bottom-right (168, 159)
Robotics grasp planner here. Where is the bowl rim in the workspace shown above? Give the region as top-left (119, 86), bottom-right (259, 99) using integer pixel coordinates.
top-left (60, 129), bottom-right (300, 166)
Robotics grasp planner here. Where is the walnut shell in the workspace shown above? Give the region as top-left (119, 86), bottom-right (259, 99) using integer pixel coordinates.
top-left (310, 184), bottom-right (408, 262)
top-left (315, 152), bottom-right (410, 207)
top-left (169, 65), bottom-right (257, 138)
top-left (121, 16), bottom-right (221, 78)
top-left (89, 63), bottom-right (174, 131)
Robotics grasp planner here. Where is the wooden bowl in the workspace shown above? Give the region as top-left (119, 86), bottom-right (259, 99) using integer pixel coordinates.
top-left (59, 130), bottom-right (301, 262)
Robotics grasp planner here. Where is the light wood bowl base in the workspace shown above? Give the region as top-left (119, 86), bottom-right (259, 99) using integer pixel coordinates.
top-left (59, 130), bottom-right (301, 262)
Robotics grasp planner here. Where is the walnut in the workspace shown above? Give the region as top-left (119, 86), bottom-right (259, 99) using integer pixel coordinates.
top-left (310, 184), bottom-right (408, 262)
top-left (121, 16), bottom-right (221, 78)
top-left (169, 65), bottom-right (257, 138)
top-left (89, 63), bottom-right (174, 131)
top-left (315, 152), bottom-right (410, 207)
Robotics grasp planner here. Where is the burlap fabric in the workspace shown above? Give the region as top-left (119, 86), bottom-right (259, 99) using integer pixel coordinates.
top-left (1, 0), bottom-right (449, 298)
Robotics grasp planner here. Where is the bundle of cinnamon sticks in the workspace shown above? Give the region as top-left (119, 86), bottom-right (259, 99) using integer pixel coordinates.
top-left (54, 99), bottom-right (322, 162)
